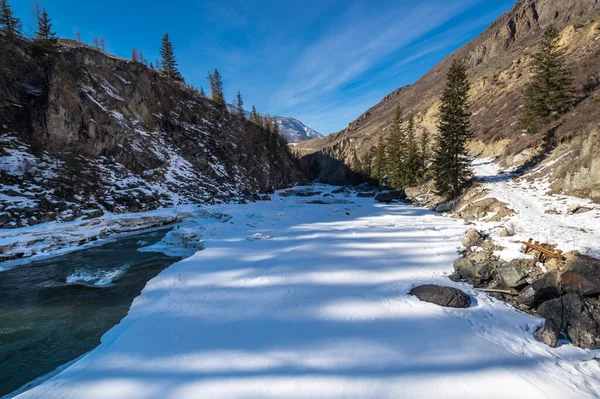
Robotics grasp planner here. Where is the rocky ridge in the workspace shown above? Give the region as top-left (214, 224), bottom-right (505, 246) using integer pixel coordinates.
top-left (0, 35), bottom-right (304, 229)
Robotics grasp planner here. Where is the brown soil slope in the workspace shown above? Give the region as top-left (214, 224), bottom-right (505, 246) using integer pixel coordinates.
top-left (296, 0), bottom-right (600, 201)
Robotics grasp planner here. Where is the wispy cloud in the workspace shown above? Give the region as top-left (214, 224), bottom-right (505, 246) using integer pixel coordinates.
top-left (268, 0), bottom-right (513, 134)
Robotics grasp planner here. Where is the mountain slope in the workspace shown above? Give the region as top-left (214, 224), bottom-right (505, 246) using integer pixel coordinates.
top-left (0, 35), bottom-right (304, 228)
top-left (273, 116), bottom-right (322, 143)
top-left (295, 0), bottom-right (600, 201)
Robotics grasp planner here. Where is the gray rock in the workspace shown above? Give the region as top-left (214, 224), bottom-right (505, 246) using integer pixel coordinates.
top-left (517, 274), bottom-right (560, 308)
top-left (461, 228), bottom-right (483, 248)
top-left (435, 202), bottom-right (453, 213)
top-left (536, 319), bottom-right (561, 347)
top-left (566, 203), bottom-right (580, 215)
top-left (374, 190), bottom-right (406, 203)
top-left (453, 257), bottom-right (498, 284)
top-left (356, 192), bottom-right (376, 198)
top-left (498, 259), bottom-right (534, 288)
top-left (537, 293), bottom-right (600, 349)
top-left (559, 252), bottom-right (600, 296)
top-left (410, 284), bottom-right (471, 308)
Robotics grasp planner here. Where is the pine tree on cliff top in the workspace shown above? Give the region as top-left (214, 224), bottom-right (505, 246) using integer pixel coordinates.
top-left (208, 68), bottom-right (226, 109)
top-left (432, 59), bottom-right (472, 198)
top-left (520, 26), bottom-right (574, 134)
top-left (35, 8), bottom-right (57, 42)
top-left (236, 90), bottom-right (244, 115)
top-left (0, 0), bottom-right (22, 36)
top-left (160, 33), bottom-right (183, 81)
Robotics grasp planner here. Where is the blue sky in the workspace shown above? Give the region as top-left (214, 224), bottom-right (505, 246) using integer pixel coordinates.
top-left (13, 0), bottom-right (515, 134)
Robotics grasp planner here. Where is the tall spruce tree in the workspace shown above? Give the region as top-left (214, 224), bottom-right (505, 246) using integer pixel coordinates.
top-left (160, 33), bottom-right (183, 81)
top-left (0, 0), bottom-right (22, 36)
top-left (385, 105), bottom-right (406, 188)
top-left (432, 59), bottom-right (472, 197)
top-left (520, 27), bottom-right (573, 134)
top-left (35, 8), bottom-right (56, 42)
top-left (402, 114), bottom-right (420, 187)
top-left (207, 68), bottom-right (226, 108)
top-left (372, 135), bottom-right (387, 181)
top-left (250, 105), bottom-right (261, 125)
top-left (419, 128), bottom-right (431, 173)
top-left (236, 90), bottom-right (244, 115)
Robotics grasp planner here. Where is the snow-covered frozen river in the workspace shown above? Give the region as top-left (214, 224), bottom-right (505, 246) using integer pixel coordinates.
top-left (13, 186), bottom-right (600, 398)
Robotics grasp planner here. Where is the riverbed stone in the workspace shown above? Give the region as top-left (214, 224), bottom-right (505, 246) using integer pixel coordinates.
top-left (409, 285), bottom-right (472, 308)
top-left (461, 228), bottom-right (483, 248)
top-left (374, 190), bottom-right (406, 203)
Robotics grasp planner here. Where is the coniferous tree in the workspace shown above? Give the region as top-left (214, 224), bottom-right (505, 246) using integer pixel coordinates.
top-left (207, 68), bottom-right (226, 108)
top-left (351, 148), bottom-right (363, 173)
top-left (363, 148), bottom-right (373, 177)
top-left (419, 128), bottom-right (431, 174)
top-left (520, 27), bottom-right (574, 134)
top-left (402, 114), bottom-right (420, 187)
top-left (131, 48), bottom-right (138, 62)
top-left (0, 0), bottom-right (22, 36)
top-left (385, 105), bottom-right (406, 188)
top-left (75, 30), bottom-right (81, 42)
top-left (372, 135), bottom-right (387, 181)
top-left (35, 8), bottom-right (56, 42)
top-left (200, 86), bottom-right (206, 97)
top-left (98, 37), bottom-right (106, 52)
top-left (236, 90), bottom-right (244, 115)
top-left (432, 59), bottom-right (472, 198)
top-left (250, 105), bottom-right (261, 125)
top-left (160, 33), bottom-right (183, 81)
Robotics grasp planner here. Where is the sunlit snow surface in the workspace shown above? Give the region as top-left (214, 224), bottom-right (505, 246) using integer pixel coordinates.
top-left (470, 158), bottom-right (600, 260)
top-left (14, 185), bottom-right (600, 398)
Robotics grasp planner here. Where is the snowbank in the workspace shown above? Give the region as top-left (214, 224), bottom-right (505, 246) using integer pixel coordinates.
top-left (14, 185), bottom-right (600, 398)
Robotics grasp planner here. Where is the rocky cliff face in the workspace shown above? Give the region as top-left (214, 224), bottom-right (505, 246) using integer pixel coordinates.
top-left (0, 36), bottom-right (304, 228)
top-left (295, 0), bottom-right (600, 201)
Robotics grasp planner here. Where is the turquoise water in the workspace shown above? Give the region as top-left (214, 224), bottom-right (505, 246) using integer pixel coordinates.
top-left (0, 229), bottom-right (179, 397)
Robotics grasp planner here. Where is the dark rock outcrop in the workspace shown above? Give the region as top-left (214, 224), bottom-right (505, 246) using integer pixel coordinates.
top-left (374, 190), bottom-right (406, 203)
top-left (409, 284), bottom-right (472, 308)
top-left (0, 36), bottom-right (304, 226)
top-left (537, 293), bottom-right (600, 349)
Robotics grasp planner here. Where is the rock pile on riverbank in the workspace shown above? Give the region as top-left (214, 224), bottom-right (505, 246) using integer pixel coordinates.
top-left (452, 228), bottom-right (600, 349)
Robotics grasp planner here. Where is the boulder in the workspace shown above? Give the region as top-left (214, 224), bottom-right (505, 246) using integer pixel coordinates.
top-left (453, 257), bottom-right (498, 284)
top-left (409, 285), bottom-right (471, 308)
top-left (566, 203), bottom-right (580, 215)
top-left (559, 252), bottom-right (600, 296)
top-left (536, 319), bottom-right (561, 348)
top-left (517, 274), bottom-right (560, 308)
top-left (498, 227), bottom-right (513, 237)
top-left (435, 202), bottom-right (453, 213)
top-left (537, 293), bottom-right (600, 349)
top-left (356, 192), bottom-right (376, 198)
top-left (374, 190), bottom-right (406, 203)
top-left (497, 259), bottom-right (535, 288)
top-left (461, 228), bottom-right (483, 248)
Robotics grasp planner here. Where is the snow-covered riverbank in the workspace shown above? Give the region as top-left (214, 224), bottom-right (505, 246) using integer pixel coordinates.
top-left (14, 185), bottom-right (600, 398)
top-left (0, 205), bottom-right (214, 270)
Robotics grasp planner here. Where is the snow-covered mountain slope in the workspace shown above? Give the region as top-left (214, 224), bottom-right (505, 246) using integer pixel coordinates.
top-left (0, 35), bottom-right (303, 230)
top-left (15, 186), bottom-right (600, 398)
top-left (273, 116), bottom-right (322, 143)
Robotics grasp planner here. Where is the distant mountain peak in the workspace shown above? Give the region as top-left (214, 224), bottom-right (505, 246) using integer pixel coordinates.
top-left (273, 116), bottom-right (322, 143)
